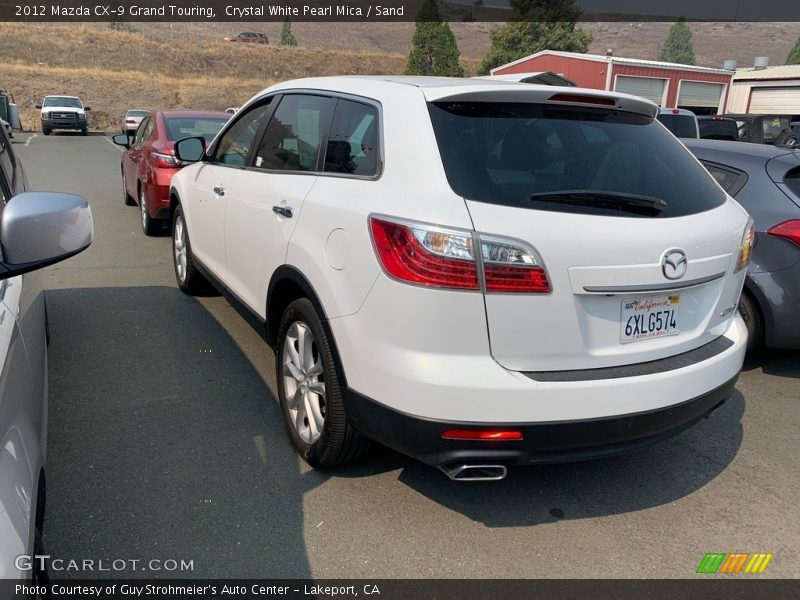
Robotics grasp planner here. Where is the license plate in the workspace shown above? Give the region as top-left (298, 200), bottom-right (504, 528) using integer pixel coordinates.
top-left (620, 295), bottom-right (680, 343)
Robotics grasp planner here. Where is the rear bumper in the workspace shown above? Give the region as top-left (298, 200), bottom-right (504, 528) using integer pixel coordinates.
top-left (748, 262), bottom-right (800, 349)
top-left (345, 376), bottom-right (737, 467)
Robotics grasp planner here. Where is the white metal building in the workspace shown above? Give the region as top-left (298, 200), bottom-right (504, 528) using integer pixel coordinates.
top-left (726, 65), bottom-right (800, 115)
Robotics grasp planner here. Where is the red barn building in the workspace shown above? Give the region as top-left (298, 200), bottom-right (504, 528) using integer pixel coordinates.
top-left (491, 50), bottom-right (734, 114)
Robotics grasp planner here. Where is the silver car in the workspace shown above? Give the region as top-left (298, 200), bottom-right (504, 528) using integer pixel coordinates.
top-left (122, 109), bottom-right (148, 135)
top-left (0, 125), bottom-right (94, 581)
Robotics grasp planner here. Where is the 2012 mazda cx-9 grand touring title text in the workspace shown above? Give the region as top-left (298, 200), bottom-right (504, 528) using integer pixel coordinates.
top-left (168, 77), bottom-right (752, 481)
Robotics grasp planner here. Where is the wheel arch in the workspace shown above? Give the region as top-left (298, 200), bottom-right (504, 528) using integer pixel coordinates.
top-left (266, 266), bottom-right (349, 388)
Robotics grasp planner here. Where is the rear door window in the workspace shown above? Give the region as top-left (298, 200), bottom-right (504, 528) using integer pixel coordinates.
top-left (428, 102), bottom-right (726, 218)
top-left (656, 113), bottom-right (698, 138)
top-left (323, 99), bottom-right (380, 177)
top-left (699, 161), bottom-right (748, 196)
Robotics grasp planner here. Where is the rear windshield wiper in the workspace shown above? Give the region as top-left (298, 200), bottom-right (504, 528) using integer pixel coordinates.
top-left (528, 190), bottom-right (667, 216)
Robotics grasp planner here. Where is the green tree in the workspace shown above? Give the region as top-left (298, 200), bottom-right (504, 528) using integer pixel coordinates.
top-left (659, 18), bottom-right (696, 65)
top-left (405, 0), bottom-right (464, 77)
top-left (478, 0), bottom-right (591, 75)
top-left (787, 35), bottom-right (800, 64)
top-left (280, 17), bottom-right (297, 46)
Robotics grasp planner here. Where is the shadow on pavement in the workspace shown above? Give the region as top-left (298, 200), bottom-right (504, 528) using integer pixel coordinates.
top-left (45, 286), bottom-right (317, 578)
top-left (44, 284), bottom-right (747, 561)
top-left (742, 348), bottom-right (800, 379)
top-left (343, 393), bottom-right (745, 529)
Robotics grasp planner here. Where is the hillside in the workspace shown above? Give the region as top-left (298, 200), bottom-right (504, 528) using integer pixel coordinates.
top-left (1, 21), bottom-right (797, 132)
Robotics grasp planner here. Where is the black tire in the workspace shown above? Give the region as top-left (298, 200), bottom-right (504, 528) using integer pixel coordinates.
top-left (276, 298), bottom-right (371, 467)
top-left (139, 185), bottom-right (159, 236)
top-left (122, 169), bottom-right (135, 206)
top-left (42, 128), bottom-right (50, 136)
top-left (81, 127), bottom-right (88, 136)
top-left (738, 290), bottom-right (763, 351)
top-left (172, 204), bottom-right (209, 295)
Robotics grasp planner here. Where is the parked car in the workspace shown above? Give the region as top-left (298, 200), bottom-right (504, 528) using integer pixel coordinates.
top-left (36, 95), bottom-right (90, 135)
top-left (224, 31), bottom-right (268, 44)
top-left (122, 109), bottom-right (149, 135)
top-left (685, 139), bottom-right (800, 350)
top-left (475, 72), bottom-right (577, 86)
top-left (656, 107), bottom-right (699, 138)
top-left (697, 116), bottom-right (739, 141)
top-left (169, 76), bottom-right (751, 480)
top-left (0, 122), bottom-right (94, 581)
top-left (723, 113), bottom-right (797, 146)
top-left (112, 110), bottom-right (230, 235)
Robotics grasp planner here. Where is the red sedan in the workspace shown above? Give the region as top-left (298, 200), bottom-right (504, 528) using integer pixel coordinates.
top-left (113, 110), bottom-right (230, 235)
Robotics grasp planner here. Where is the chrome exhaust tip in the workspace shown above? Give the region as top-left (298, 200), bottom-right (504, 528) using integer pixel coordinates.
top-left (438, 463), bottom-right (508, 482)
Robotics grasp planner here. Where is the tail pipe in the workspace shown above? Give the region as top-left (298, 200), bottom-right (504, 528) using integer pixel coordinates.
top-left (438, 463), bottom-right (508, 482)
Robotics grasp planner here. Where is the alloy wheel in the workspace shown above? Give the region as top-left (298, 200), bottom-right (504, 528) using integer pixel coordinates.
top-left (281, 321), bottom-right (326, 444)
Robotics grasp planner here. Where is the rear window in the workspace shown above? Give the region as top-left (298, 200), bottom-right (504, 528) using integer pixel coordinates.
top-left (785, 168), bottom-right (800, 199)
top-left (763, 117), bottom-right (791, 142)
top-left (656, 113), bottom-right (698, 139)
top-left (165, 117), bottom-right (228, 141)
top-left (127, 110), bottom-right (149, 118)
top-left (428, 102), bottom-right (726, 218)
top-left (699, 119), bottom-right (739, 141)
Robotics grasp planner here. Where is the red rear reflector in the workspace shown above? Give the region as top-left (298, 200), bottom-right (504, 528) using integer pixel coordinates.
top-left (484, 264), bottom-right (550, 293)
top-left (369, 218), bottom-right (479, 290)
top-left (126, 119), bottom-right (136, 123)
top-left (672, 109), bottom-right (680, 115)
top-left (767, 219), bottom-right (800, 247)
top-left (442, 429), bottom-right (523, 441)
top-left (548, 93), bottom-right (616, 106)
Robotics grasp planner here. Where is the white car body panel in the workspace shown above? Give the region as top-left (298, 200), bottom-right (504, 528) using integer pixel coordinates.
top-left (170, 76), bottom-right (749, 460)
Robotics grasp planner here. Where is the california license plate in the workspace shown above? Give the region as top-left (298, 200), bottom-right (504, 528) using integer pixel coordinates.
top-left (621, 295), bottom-right (680, 343)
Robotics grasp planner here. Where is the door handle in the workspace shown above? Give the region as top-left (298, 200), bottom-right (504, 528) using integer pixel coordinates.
top-left (272, 205), bottom-right (294, 218)
top-left (213, 186), bottom-right (225, 196)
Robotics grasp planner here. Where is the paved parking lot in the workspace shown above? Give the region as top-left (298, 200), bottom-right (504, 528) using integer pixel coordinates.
top-left (14, 132), bottom-right (800, 578)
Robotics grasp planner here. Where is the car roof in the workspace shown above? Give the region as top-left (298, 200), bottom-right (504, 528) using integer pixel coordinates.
top-left (262, 76), bottom-right (659, 118)
top-left (683, 138), bottom-right (800, 161)
top-left (44, 95), bottom-right (80, 99)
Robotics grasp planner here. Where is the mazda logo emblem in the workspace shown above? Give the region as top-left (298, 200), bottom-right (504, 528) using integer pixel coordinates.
top-left (662, 249), bottom-right (688, 280)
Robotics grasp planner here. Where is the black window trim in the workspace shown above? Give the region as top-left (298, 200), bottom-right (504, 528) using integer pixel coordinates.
top-left (698, 159), bottom-right (748, 197)
top-left (0, 127), bottom-right (16, 200)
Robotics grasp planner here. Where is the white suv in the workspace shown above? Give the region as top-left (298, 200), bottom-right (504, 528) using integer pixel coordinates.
top-left (169, 77), bottom-right (752, 481)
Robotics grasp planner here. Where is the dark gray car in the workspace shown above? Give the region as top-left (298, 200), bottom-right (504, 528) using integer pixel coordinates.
top-left (0, 127), bottom-right (94, 582)
top-left (685, 139), bottom-right (800, 349)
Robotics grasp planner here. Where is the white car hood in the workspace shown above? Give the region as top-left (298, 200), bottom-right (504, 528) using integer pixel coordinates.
top-left (44, 105), bottom-right (85, 113)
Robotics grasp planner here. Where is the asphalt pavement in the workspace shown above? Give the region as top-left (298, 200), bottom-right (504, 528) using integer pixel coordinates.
top-left (12, 132), bottom-right (800, 579)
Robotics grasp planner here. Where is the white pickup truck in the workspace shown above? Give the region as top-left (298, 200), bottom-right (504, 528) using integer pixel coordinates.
top-left (36, 95), bottom-right (91, 135)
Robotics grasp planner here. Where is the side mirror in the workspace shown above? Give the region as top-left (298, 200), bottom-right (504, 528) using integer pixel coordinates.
top-left (174, 137), bottom-right (206, 162)
top-left (112, 133), bottom-right (131, 148)
top-left (84, 106), bottom-right (91, 111)
top-left (0, 192), bottom-right (93, 280)
top-left (35, 104), bottom-right (42, 109)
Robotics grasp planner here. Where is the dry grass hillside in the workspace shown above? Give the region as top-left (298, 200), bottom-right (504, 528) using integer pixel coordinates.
top-left (1, 21), bottom-right (796, 132)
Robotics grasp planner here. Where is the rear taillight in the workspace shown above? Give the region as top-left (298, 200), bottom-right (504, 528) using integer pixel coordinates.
top-left (126, 118), bottom-right (136, 124)
top-left (369, 216), bottom-right (550, 293)
top-left (151, 151), bottom-right (181, 169)
top-left (735, 218), bottom-right (755, 273)
top-left (369, 217), bottom-right (479, 290)
top-left (767, 219), bottom-right (800, 247)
